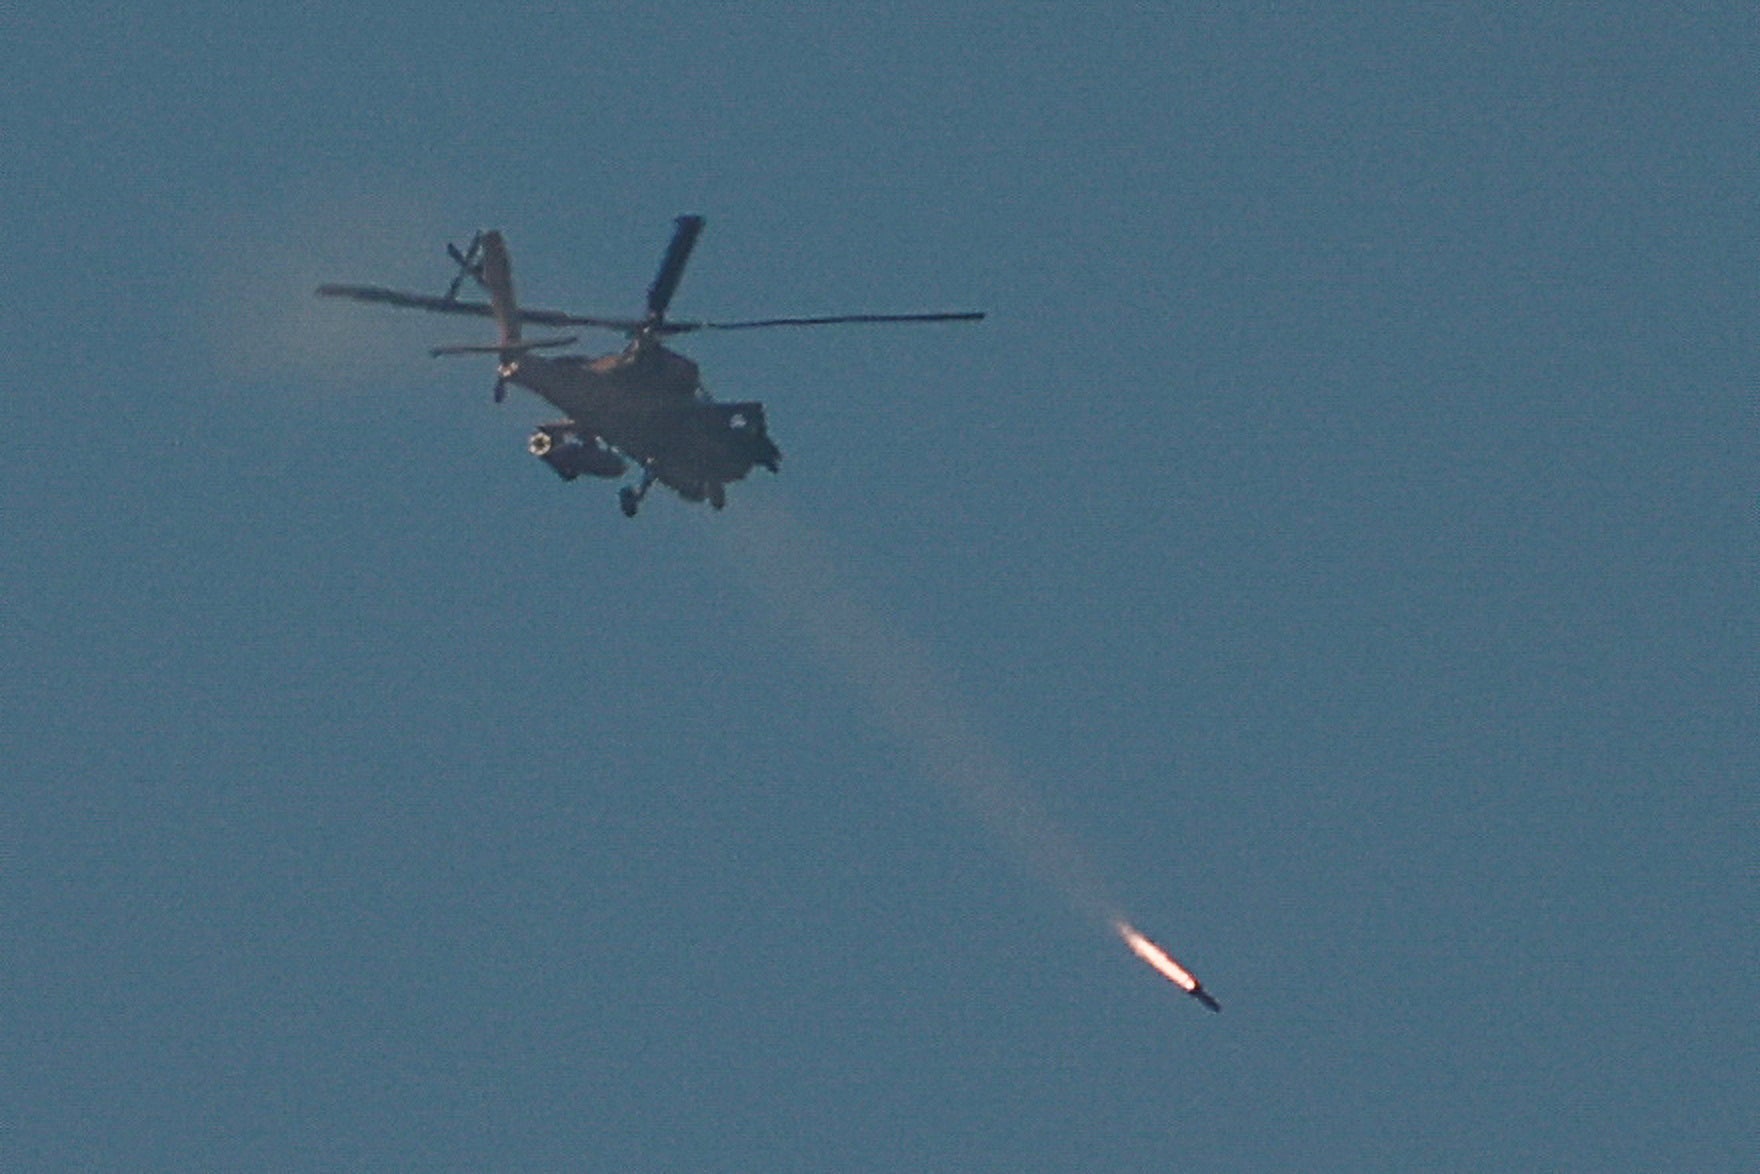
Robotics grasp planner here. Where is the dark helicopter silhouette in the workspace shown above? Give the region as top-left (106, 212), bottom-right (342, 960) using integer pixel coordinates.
top-left (317, 217), bottom-right (984, 515)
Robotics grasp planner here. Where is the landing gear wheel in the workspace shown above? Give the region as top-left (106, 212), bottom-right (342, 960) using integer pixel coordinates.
top-left (618, 465), bottom-right (656, 518)
top-left (708, 483), bottom-right (726, 510)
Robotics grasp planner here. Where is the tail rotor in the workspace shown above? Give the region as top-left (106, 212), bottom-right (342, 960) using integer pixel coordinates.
top-left (427, 230), bottom-right (574, 402)
top-left (444, 232), bottom-right (486, 301)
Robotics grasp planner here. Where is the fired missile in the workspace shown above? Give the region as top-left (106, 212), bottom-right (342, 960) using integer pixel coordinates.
top-left (1114, 919), bottom-right (1221, 1012)
top-left (1188, 984), bottom-right (1222, 1013)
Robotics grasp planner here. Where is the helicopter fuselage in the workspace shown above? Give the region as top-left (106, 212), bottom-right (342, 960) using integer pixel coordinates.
top-left (508, 340), bottom-right (780, 507)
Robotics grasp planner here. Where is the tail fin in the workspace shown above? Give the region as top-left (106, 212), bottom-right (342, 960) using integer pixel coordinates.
top-left (478, 230), bottom-right (521, 346)
top-left (429, 230), bottom-right (574, 365)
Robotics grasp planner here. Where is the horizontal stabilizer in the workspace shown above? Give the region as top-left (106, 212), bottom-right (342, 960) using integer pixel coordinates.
top-left (430, 335), bottom-right (577, 357)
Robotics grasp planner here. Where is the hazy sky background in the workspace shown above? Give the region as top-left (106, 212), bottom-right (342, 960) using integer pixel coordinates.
top-left (7, 7), bottom-right (1755, 1170)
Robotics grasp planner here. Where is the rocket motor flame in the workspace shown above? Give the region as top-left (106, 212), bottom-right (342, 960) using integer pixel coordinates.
top-left (1115, 920), bottom-right (1197, 990)
top-left (1115, 919), bottom-right (1221, 1011)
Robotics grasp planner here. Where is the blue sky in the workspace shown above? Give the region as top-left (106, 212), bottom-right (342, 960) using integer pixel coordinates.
top-left (7, 7), bottom-right (1755, 1170)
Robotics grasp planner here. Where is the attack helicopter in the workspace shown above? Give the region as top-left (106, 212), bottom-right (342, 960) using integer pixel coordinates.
top-left (316, 217), bottom-right (984, 516)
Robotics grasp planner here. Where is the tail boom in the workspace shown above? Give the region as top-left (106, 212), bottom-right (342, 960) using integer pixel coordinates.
top-left (478, 230), bottom-right (520, 346)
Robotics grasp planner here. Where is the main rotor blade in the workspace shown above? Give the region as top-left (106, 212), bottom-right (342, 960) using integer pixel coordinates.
top-left (316, 285), bottom-right (642, 332)
top-left (658, 310), bottom-right (987, 334)
top-left (318, 285), bottom-right (986, 337)
top-left (319, 284), bottom-right (498, 318)
top-left (646, 215), bottom-right (705, 322)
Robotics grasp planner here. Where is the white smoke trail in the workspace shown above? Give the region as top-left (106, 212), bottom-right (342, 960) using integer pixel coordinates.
top-left (709, 495), bottom-right (1124, 931)
top-left (709, 496), bottom-right (1220, 1008)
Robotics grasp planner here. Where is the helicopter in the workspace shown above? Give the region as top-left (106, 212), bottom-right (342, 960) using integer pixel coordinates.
top-left (316, 217), bottom-right (984, 516)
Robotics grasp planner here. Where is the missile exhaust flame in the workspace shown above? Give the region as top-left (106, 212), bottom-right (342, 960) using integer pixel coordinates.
top-left (1115, 919), bottom-right (1221, 1012)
